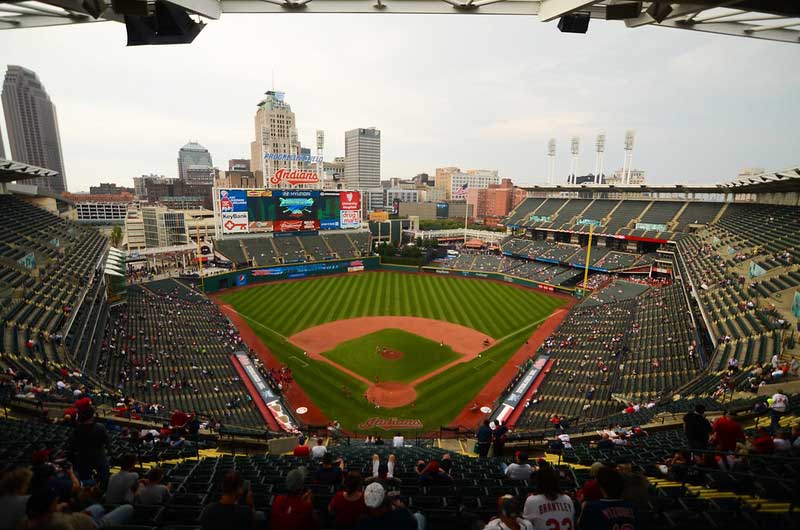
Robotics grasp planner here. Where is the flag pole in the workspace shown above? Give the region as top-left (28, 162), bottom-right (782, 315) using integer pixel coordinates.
top-left (464, 201), bottom-right (469, 245)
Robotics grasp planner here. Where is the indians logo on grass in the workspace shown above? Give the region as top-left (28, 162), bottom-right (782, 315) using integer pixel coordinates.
top-left (358, 417), bottom-right (423, 430)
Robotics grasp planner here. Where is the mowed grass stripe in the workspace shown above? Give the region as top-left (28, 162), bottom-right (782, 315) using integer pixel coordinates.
top-left (220, 271), bottom-right (564, 338)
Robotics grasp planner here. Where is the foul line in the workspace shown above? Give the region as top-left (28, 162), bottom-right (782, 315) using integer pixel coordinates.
top-left (493, 309), bottom-right (565, 345)
top-left (228, 309), bottom-right (291, 342)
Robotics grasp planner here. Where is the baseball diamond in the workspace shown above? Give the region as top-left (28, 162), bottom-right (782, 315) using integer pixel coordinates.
top-left (215, 271), bottom-right (565, 431)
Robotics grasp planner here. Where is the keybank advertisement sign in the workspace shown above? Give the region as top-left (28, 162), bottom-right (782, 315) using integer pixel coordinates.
top-left (219, 189), bottom-right (247, 212)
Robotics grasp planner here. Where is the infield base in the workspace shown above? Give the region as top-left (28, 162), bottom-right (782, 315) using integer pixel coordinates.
top-left (366, 381), bottom-right (417, 408)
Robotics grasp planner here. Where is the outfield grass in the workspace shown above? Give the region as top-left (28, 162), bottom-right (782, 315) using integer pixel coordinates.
top-left (321, 329), bottom-right (461, 384)
top-left (220, 272), bottom-right (564, 338)
top-left (220, 272), bottom-right (564, 431)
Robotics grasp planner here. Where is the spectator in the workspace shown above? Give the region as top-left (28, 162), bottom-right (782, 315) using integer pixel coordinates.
top-left (502, 452), bottom-right (534, 481)
top-left (485, 495), bottom-right (533, 530)
top-left (105, 454), bottom-right (138, 505)
top-left (366, 455), bottom-right (399, 488)
top-left (769, 389), bottom-right (789, 434)
top-left (576, 463), bottom-right (604, 503)
top-left (270, 467), bottom-right (316, 530)
top-left (416, 461), bottom-right (451, 485)
top-left (355, 483), bottom-right (423, 530)
top-left (68, 408), bottom-right (110, 487)
top-left (682, 404), bottom-right (712, 451)
top-left (751, 428), bottom-right (774, 454)
top-left (328, 471), bottom-right (367, 529)
top-left (21, 488), bottom-right (133, 530)
top-left (293, 436), bottom-right (310, 458)
top-left (711, 410), bottom-right (745, 453)
top-left (311, 438), bottom-right (328, 460)
top-left (137, 468), bottom-right (171, 505)
top-left (523, 464), bottom-right (573, 530)
top-left (314, 454), bottom-right (344, 487)
top-left (392, 433), bottom-right (404, 448)
top-left (493, 420), bottom-right (509, 457)
top-left (0, 467), bottom-right (33, 530)
top-left (476, 420), bottom-right (492, 458)
top-left (578, 467), bottom-right (639, 530)
top-left (200, 471), bottom-right (262, 530)
top-left (594, 433), bottom-right (614, 451)
top-left (773, 431), bottom-right (792, 453)
top-left (439, 454), bottom-right (453, 476)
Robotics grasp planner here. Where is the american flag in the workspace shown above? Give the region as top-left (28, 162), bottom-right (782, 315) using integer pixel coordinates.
top-left (453, 182), bottom-right (468, 199)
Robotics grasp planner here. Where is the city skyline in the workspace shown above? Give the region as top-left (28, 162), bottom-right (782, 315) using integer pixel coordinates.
top-left (0, 16), bottom-right (798, 192)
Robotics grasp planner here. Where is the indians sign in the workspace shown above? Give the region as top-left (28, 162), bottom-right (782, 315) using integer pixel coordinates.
top-left (270, 169), bottom-right (320, 186)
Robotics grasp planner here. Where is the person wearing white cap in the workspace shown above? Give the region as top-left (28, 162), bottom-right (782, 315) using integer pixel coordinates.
top-left (356, 482), bottom-right (425, 530)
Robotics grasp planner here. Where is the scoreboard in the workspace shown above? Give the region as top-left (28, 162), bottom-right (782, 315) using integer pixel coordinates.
top-left (217, 188), bottom-right (362, 235)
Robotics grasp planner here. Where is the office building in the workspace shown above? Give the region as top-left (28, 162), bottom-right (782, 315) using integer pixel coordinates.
top-left (228, 159), bottom-right (251, 171)
top-left (608, 169), bottom-right (646, 186)
top-left (141, 206), bottom-right (189, 248)
top-left (215, 169), bottom-right (261, 189)
top-left (385, 188), bottom-right (420, 206)
top-left (344, 127), bottom-right (380, 190)
top-left (177, 141), bottom-right (214, 185)
top-left (466, 178), bottom-right (525, 225)
top-left (2, 65), bottom-right (67, 193)
top-left (89, 182), bottom-right (134, 195)
top-left (434, 167), bottom-right (499, 200)
top-left (0, 125), bottom-right (5, 158)
top-left (250, 90), bottom-right (310, 188)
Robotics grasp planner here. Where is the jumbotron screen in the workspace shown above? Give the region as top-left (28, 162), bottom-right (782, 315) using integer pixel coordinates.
top-left (217, 188), bottom-right (362, 235)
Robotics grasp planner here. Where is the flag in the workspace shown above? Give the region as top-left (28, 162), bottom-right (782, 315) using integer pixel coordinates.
top-left (748, 261), bottom-right (766, 278)
top-left (453, 182), bottom-right (468, 199)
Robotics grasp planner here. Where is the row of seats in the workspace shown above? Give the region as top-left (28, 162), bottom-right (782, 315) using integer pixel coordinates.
top-left (216, 231), bottom-right (371, 268)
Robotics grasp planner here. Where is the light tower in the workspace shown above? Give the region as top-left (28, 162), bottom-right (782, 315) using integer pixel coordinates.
top-left (622, 130), bottom-right (635, 185)
top-left (569, 136), bottom-right (580, 185)
top-left (316, 129), bottom-right (325, 189)
top-left (595, 133), bottom-right (605, 185)
top-left (547, 138), bottom-right (556, 185)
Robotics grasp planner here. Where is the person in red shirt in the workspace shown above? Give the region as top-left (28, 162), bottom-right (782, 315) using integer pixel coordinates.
top-left (270, 467), bottom-right (317, 530)
top-left (711, 410), bottom-right (745, 452)
top-left (576, 462), bottom-right (604, 502)
top-left (293, 435), bottom-right (311, 457)
top-left (751, 428), bottom-right (774, 454)
top-left (328, 471), bottom-right (367, 528)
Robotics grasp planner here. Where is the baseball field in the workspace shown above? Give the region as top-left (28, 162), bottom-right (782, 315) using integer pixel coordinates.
top-left (216, 271), bottom-right (565, 431)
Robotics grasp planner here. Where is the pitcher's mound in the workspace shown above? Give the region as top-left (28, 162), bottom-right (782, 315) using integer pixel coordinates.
top-left (366, 382), bottom-right (416, 408)
top-left (380, 348), bottom-right (403, 360)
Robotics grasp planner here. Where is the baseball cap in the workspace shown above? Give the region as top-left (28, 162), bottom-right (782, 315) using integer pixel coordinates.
top-left (31, 449), bottom-right (52, 465)
top-left (286, 467), bottom-right (307, 493)
top-left (364, 482), bottom-right (386, 508)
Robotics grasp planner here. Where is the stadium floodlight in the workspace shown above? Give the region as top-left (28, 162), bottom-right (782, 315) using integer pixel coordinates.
top-left (125, 0), bottom-right (205, 46)
top-left (646, 1), bottom-right (673, 23)
top-left (557, 12), bottom-right (590, 33)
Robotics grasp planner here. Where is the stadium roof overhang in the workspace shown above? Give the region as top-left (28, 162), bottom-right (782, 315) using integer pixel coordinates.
top-left (0, 0), bottom-right (798, 43)
top-left (0, 158), bottom-right (60, 184)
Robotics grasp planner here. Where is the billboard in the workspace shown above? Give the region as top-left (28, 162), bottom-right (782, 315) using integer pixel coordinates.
top-left (269, 168), bottom-right (320, 187)
top-left (221, 212), bottom-right (249, 234)
top-left (219, 188), bottom-right (361, 235)
top-left (219, 189), bottom-right (247, 212)
top-left (436, 202), bottom-right (449, 219)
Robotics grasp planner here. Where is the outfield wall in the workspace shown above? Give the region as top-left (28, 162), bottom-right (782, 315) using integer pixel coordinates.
top-left (201, 256), bottom-right (380, 293)
top-left (420, 266), bottom-right (576, 295)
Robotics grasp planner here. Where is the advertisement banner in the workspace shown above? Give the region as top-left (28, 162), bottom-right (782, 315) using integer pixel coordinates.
top-left (276, 189), bottom-right (319, 220)
top-left (436, 202), bottom-right (449, 219)
top-left (221, 212), bottom-right (249, 234)
top-left (274, 219), bottom-right (319, 232)
top-left (340, 210), bottom-right (362, 229)
top-left (320, 219), bottom-right (340, 230)
top-left (248, 220), bottom-right (274, 233)
top-left (219, 189), bottom-right (247, 212)
top-left (235, 273), bottom-right (247, 286)
top-left (339, 191), bottom-right (361, 211)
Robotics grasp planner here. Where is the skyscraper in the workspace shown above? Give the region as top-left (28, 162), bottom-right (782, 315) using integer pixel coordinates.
top-left (0, 125), bottom-right (5, 159)
top-left (250, 90), bottom-right (307, 188)
top-left (177, 141), bottom-right (213, 185)
top-left (1, 65), bottom-right (67, 192)
top-left (344, 127), bottom-right (381, 190)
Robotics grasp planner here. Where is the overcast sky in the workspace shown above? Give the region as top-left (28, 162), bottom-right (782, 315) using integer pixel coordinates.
top-left (1, 14), bottom-right (799, 192)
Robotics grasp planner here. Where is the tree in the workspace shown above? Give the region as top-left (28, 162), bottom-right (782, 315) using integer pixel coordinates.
top-left (110, 225), bottom-right (122, 247)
